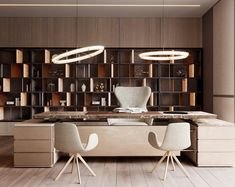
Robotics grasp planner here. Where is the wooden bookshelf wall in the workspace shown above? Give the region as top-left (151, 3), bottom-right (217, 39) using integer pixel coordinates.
top-left (0, 48), bottom-right (202, 121)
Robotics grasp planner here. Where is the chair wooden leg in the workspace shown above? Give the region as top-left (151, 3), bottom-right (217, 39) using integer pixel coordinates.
top-left (163, 151), bottom-right (170, 181)
top-left (172, 153), bottom-right (190, 178)
top-left (71, 156), bottom-right (75, 173)
top-left (170, 153), bottom-right (175, 171)
top-left (75, 156), bottom-right (81, 184)
top-left (77, 154), bottom-right (96, 176)
top-left (55, 154), bottom-right (74, 181)
top-left (151, 151), bottom-right (168, 173)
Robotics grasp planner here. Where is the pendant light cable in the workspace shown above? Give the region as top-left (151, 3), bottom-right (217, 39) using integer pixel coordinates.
top-left (139, 0), bottom-right (189, 61)
top-left (52, 0), bottom-right (104, 64)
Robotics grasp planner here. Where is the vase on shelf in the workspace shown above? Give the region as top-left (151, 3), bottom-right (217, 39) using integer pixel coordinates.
top-left (81, 84), bottom-right (86, 92)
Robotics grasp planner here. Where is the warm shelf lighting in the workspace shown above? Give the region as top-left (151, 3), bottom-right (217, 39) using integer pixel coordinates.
top-left (0, 4), bottom-right (200, 7)
top-left (139, 50), bottom-right (189, 61)
top-left (52, 45), bottom-right (105, 64)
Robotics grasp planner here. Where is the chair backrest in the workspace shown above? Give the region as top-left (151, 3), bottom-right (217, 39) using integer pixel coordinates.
top-left (161, 122), bottom-right (191, 151)
top-left (55, 123), bottom-right (84, 154)
top-left (114, 86), bottom-right (151, 110)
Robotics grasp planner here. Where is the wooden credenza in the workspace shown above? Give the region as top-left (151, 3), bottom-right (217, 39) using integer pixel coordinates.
top-left (184, 119), bottom-right (235, 166)
top-left (14, 122), bottom-right (59, 167)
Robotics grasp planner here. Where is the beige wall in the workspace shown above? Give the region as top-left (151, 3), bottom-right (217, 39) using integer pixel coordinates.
top-left (212, 0), bottom-right (235, 122)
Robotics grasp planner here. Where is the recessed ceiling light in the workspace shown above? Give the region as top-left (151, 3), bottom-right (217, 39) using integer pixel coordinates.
top-left (0, 4), bottom-right (200, 8)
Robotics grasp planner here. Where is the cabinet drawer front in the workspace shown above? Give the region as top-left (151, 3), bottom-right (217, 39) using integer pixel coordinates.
top-left (198, 140), bottom-right (235, 152)
top-left (14, 126), bottom-right (53, 140)
top-left (14, 153), bottom-right (53, 167)
top-left (198, 126), bottom-right (235, 139)
top-left (197, 152), bottom-right (235, 166)
top-left (14, 140), bottom-right (53, 153)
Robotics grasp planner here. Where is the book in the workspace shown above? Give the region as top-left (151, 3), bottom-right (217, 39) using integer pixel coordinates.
top-left (113, 107), bottom-right (147, 113)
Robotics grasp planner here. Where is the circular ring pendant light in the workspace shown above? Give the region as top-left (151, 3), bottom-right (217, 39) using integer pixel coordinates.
top-left (52, 45), bottom-right (105, 64)
top-left (52, 0), bottom-right (104, 64)
top-left (139, 0), bottom-right (189, 61)
top-left (139, 50), bottom-right (189, 61)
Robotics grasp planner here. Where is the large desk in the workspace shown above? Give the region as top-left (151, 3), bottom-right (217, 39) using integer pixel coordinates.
top-left (14, 111), bottom-right (235, 167)
top-left (33, 111), bottom-right (217, 121)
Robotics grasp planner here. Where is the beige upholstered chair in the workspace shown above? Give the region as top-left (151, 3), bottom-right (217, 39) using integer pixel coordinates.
top-left (108, 86), bottom-right (153, 126)
top-left (148, 122), bottom-right (191, 180)
top-left (54, 123), bottom-right (98, 184)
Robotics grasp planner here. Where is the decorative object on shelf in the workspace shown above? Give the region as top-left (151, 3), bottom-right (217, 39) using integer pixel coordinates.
top-left (112, 85), bottom-right (116, 92)
top-left (95, 82), bottom-right (105, 92)
top-left (101, 98), bottom-right (106, 106)
top-left (6, 101), bottom-right (14, 106)
top-left (70, 83), bottom-right (75, 92)
top-left (134, 65), bottom-right (149, 77)
top-left (110, 55), bottom-right (114, 63)
top-left (92, 100), bottom-right (100, 105)
top-left (176, 69), bottom-right (187, 77)
top-left (49, 69), bottom-right (64, 77)
top-left (100, 83), bottom-right (105, 92)
top-left (15, 98), bottom-right (20, 106)
top-left (81, 83), bottom-right (86, 92)
top-left (83, 106), bottom-right (87, 112)
top-left (51, 0), bottom-right (104, 64)
top-left (60, 100), bottom-right (66, 106)
top-left (48, 82), bottom-right (55, 92)
top-left (95, 84), bottom-right (100, 92)
top-left (138, 0), bottom-right (189, 62)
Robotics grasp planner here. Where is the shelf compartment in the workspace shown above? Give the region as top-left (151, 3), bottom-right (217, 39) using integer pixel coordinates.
top-left (0, 50), bottom-right (15, 64)
top-left (106, 49), bottom-right (118, 64)
top-left (119, 64), bottom-right (130, 77)
top-left (11, 64), bottom-right (22, 78)
top-left (159, 79), bottom-right (184, 92)
top-left (159, 93), bottom-right (189, 107)
top-left (42, 64), bottom-right (65, 78)
top-left (31, 50), bottom-right (45, 64)
top-left (131, 64), bottom-right (150, 78)
top-left (119, 50), bottom-right (132, 64)
top-left (98, 64), bottom-right (111, 77)
top-left (77, 79), bottom-right (90, 92)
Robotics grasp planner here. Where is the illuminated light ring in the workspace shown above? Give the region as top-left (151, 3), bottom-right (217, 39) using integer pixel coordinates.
top-left (139, 51), bottom-right (189, 61)
top-left (52, 45), bottom-right (105, 64)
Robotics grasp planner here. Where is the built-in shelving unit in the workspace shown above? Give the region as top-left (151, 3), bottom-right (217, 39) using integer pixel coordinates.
top-left (0, 48), bottom-right (202, 121)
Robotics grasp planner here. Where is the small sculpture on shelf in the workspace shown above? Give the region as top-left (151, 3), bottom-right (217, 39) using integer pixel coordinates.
top-left (176, 69), bottom-right (187, 77)
top-left (81, 83), bottom-right (86, 92)
top-left (95, 82), bottom-right (105, 92)
top-left (48, 82), bottom-right (55, 92)
top-left (60, 100), bottom-right (66, 106)
top-left (110, 55), bottom-right (114, 63)
top-left (100, 83), bottom-right (105, 92)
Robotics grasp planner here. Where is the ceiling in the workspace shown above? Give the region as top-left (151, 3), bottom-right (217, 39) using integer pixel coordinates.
top-left (0, 0), bottom-right (219, 17)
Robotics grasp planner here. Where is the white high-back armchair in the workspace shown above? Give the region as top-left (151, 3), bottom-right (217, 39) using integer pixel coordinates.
top-left (115, 86), bottom-right (151, 111)
top-left (108, 86), bottom-right (153, 126)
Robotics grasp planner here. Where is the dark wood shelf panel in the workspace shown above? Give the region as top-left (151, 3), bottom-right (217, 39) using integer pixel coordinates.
top-left (0, 47), bottom-right (202, 121)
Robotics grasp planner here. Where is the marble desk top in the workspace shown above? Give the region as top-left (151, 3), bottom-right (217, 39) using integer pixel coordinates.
top-left (33, 111), bottom-right (217, 121)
